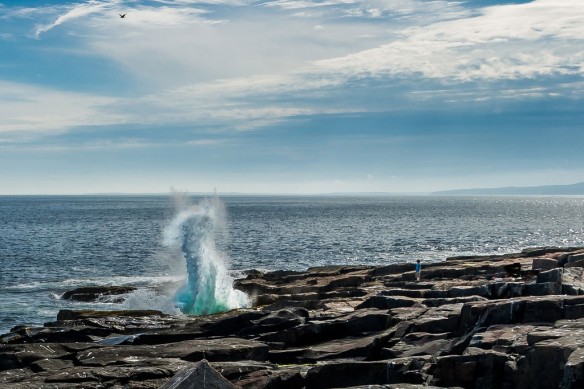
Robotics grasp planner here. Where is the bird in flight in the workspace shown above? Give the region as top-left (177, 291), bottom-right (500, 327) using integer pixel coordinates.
top-left (119, 13), bottom-right (127, 18)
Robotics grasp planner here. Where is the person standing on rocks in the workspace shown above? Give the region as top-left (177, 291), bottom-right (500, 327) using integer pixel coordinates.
top-left (415, 259), bottom-right (421, 281)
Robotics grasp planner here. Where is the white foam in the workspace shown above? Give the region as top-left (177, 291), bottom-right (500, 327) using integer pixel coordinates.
top-left (122, 289), bottom-right (182, 315)
top-left (164, 196), bottom-right (250, 315)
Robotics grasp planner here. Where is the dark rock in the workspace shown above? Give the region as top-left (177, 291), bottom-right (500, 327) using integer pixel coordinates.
top-left (410, 304), bottom-right (462, 334)
top-left (504, 262), bottom-right (523, 277)
top-left (356, 296), bottom-right (418, 310)
top-left (433, 349), bottom-right (509, 388)
top-left (563, 348), bottom-right (584, 389)
top-left (567, 253), bottom-right (584, 264)
top-left (30, 358), bottom-right (74, 373)
top-left (422, 295), bottom-right (488, 307)
top-left (536, 268), bottom-right (563, 284)
top-left (532, 257), bottom-right (558, 270)
top-left (562, 267), bottom-right (584, 295)
top-left (380, 289), bottom-right (427, 298)
top-left (304, 358), bottom-right (431, 389)
top-left (565, 259), bottom-right (584, 268)
top-left (514, 333), bottom-right (584, 389)
top-left (381, 332), bottom-right (452, 359)
top-left (75, 338), bottom-right (269, 366)
top-left (469, 324), bottom-right (542, 353)
top-left (0, 343), bottom-right (70, 371)
top-left (524, 282), bottom-right (561, 296)
top-left (523, 297), bottom-right (564, 323)
top-left (231, 365), bottom-right (307, 389)
top-left (210, 360), bottom-right (274, 380)
top-left (490, 281), bottom-right (525, 299)
top-left (449, 284), bottom-right (491, 298)
top-left (61, 286), bottom-right (136, 302)
top-left (159, 359), bottom-right (236, 389)
top-left (56, 309), bottom-right (165, 321)
top-left (521, 247), bottom-right (565, 257)
top-left (6, 247), bottom-right (584, 389)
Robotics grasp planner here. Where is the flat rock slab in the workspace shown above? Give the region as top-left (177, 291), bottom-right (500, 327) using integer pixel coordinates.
top-left (60, 286), bottom-right (137, 302)
top-left (160, 359), bottom-right (235, 389)
top-left (76, 338), bottom-right (269, 366)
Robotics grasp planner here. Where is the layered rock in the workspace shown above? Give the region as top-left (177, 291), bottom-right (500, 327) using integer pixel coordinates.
top-left (2, 246), bottom-right (584, 388)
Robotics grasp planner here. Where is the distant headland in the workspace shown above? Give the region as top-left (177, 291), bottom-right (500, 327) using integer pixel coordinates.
top-left (432, 181), bottom-right (584, 196)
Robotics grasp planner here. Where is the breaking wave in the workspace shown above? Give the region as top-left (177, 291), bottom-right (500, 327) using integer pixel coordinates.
top-left (163, 196), bottom-right (249, 315)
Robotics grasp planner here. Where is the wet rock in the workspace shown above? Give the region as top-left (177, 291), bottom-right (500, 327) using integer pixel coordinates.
top-left (61, 286), bottom-right (136, 302)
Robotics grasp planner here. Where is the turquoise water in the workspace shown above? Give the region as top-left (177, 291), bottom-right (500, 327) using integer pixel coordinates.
top-left (2, 195), bottom-right (584, 334)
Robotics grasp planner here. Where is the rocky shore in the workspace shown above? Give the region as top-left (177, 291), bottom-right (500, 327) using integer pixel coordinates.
top-left (2, 247), bottom-right (584, 388)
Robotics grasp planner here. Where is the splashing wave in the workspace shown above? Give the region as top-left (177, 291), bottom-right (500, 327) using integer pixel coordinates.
top-left (164, 197), bottom-right (249, 315)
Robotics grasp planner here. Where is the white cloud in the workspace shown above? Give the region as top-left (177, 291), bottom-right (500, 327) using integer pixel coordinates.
top-left (263, 0), bottom-right (357, 10)
top-left (35, 0), bottom-right (123, 38)
top-left (1, 0), bottom-right (583, 138)
top-left (0, 81), bottom-right (122, 134)
top-left (314, 0), bottom-right (584, 82)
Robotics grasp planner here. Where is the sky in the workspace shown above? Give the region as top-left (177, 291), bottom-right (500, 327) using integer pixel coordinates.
top-left (0, 0), bottom-right (583, 194)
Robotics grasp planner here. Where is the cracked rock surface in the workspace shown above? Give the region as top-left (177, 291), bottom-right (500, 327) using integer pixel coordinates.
top-left (2, 246), bottom-right (584, 388)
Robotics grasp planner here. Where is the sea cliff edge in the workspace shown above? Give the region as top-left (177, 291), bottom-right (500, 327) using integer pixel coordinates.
top-left (2, 247), bottom-right (584, 388)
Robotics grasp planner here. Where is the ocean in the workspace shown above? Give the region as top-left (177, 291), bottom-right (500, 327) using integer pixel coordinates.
top-left (2, 194), bottom-right (584, 335)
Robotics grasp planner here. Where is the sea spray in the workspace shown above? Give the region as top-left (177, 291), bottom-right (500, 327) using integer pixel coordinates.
top-left (163, 196), bottom-right (249, 315)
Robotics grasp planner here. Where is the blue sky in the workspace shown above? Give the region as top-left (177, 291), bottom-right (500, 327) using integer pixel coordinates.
top-left (1, 0), bottom-right (583, 194)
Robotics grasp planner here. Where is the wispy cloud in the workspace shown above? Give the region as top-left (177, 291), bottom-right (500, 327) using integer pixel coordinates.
top-left (1, 0), bottom-right (583, 140)
top-left (314, 0), bottom-right (584, 82)
top-left (34, 0), bottom-right (123, 38)
top-left (0, 81), bottom-right (123, 134)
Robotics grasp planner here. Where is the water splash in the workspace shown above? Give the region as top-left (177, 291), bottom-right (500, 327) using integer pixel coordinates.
top-left (164, 196), bottom-right (249, 315)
